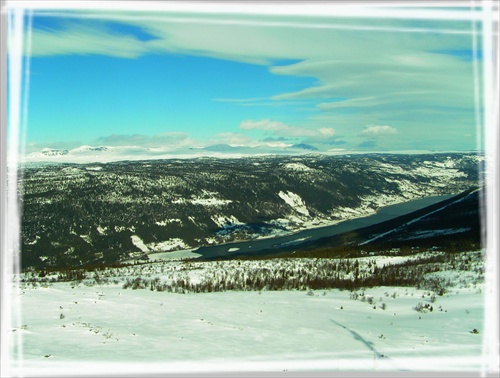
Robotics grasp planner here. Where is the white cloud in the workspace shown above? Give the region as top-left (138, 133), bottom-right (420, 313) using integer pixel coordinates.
top-left (93, 132), bottom-right (194, 147)
top-left (359, 125), bottom-right (398, 137)
top-left (210, 132), bottom-right (258, 147)
top-left (318, 128), bottom-right (335, 137)
top-left (240, 119), bottom-right (335, 138)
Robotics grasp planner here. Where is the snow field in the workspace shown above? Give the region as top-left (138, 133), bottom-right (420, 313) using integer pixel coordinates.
top-left (13, 283), bottom-right (485, 373)
top-left (11, 250), bottom-right (488, 374)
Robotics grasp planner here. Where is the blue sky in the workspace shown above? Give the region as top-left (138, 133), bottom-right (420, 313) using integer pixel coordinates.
top-left (19, 9), bottom-right (483, 157)
top-left (28, 54), bottom-right (315, 142)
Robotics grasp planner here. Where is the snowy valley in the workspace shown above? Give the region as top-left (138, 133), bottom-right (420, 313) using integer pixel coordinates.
top-left (19, 153), bottom-right (482, 269)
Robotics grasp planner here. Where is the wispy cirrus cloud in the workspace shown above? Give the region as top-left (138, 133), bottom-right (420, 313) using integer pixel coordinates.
top-left (28, 23), bottom-right (155, 58)
top-left (25, 8), bottom-right (481, 153)
top-left (213, 97), bottom-right (313, 108)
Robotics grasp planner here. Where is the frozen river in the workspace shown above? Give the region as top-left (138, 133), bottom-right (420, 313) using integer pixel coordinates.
top-left (195, 194), bottom-right (454, 259)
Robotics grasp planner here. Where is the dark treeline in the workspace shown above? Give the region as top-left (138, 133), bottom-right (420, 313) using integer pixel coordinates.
top-left (215, 236), bottom-right (482, 261)
top-left (120, 250), bottom-right (483, 294)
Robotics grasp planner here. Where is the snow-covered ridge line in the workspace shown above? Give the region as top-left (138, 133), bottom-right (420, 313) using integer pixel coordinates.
top-left (23, 145), bottom-right (484, 164)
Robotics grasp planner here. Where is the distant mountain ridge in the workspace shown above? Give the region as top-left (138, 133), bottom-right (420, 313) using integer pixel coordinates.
top-left (19, 153), bottom-right (482, 268)
top-left (26, 142), bottom-right (328, 163)
top-left (39, 148), bottom-right (68, 156)
top-left (290, 143), bottom-right (319, 151)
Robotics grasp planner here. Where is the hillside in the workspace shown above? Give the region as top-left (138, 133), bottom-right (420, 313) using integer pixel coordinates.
top-left (19, 153), bottom-right (482, 269)
top-left (249, 188), bottom-right (483, 260)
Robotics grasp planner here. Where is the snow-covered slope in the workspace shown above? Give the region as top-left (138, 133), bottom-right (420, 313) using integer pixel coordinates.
top-left (10, 250), bottom-right (488, 375)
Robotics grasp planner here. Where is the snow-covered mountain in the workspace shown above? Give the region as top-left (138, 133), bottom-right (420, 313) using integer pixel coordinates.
top-left (26, 145), bottom-right (151, 163)
top-left (70, 145), bottom-right (109, 153)
top-left (31, 148), bottom-right (69, 157)
top-left (19, 153), bottom-right (482, 269)
top-left (290, 143), bottom-right (319, 151)
top-left (24, 142), bottom-right (336, 163)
